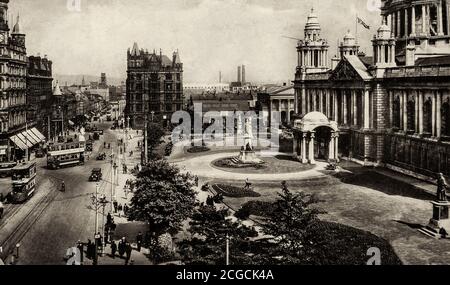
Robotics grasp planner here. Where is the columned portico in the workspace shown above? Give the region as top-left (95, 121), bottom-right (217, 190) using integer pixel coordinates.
top-left (293, 111), bottom-right (339, 165)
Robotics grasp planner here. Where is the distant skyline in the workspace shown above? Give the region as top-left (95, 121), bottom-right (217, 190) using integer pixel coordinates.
top-left (13, 0), bottom-right (382, 84)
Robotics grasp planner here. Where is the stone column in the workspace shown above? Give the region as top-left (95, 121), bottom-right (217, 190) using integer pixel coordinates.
top-left (437, 90), bottom-right (442, 137)
top-left (364, 89), bottom-right (370, 129)
top-left (319, 90), bottom-right (324, 113)
top-left (397, 10), bottom-right (401, 37)
top-left (333, 90), bottom-right (338, 122)
top-left (293, 134), bottom-right (298, 156)
top-left (343, 91), bottom-right (348, 125)
top-left (411, 6), bottom-right (416, 36)
top-left (415, 90), bottom-right (419, 133)
top-left (334, 133), bottom-right (340, 162)
top-left (309, 132), bottom-right (316, 164)
top-left (287, 100), bottom-right (291, 125)
top-left (302, 133), bottom-right (308, 164)
top-left (403, 90), bottom-right (408, 131)
top-left (419, 90), bottom-right (424, 134)
top-left (404, 7), bottom-right (409, 37)
top-left (432, 92), bottom-right (436, 136)
top-left (389, 90), bottom-right (394, 128)
top-left (329, 133), bottom-right (335, 162)
top-left (326, 90), bottom-right (331, 118)
top-left (422, 5), bottom-right (427, 35)
top-left (438, 2), bottom-right (444, 35)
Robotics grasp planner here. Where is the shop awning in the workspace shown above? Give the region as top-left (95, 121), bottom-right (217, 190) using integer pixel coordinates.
top-left (10, 128), bottom-right (46, 150)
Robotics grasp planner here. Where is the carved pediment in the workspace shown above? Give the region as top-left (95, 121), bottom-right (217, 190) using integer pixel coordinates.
top-left (330, 60), bottom-right (362, 81)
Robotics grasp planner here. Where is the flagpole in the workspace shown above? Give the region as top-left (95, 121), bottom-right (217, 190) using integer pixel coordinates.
top-left (356, 14), bottom-right (358, 44)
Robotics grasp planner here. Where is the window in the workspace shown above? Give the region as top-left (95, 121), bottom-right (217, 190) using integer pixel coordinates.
top-left (165, 104), bottom-right (172, 112)
top-left (407, 99), bottom-right (415, 131)
top-left (393, 97), bottom-right (401, 129)
top-left (442, 101), bottom-right (450, 136)
top-left (423, 98), bottom-right (432, 134)
top-left (166, 74), bottom-right (172, 80)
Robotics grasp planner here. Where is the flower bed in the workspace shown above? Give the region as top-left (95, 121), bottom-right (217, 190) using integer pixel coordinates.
top-left (212, 184), bottom-right (261, 198)
top-left (187, 146), bottom-right (210, 153)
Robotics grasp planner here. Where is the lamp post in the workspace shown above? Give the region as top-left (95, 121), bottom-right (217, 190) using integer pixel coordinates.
top-left (91, 186), bottom-right (108, 263)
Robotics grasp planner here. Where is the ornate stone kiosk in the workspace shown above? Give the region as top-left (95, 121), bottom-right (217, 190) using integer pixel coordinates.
top-left (292, 112), bottom-right (339, 164)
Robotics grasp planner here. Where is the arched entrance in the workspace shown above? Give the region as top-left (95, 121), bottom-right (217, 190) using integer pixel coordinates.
top-left (292, 111), bottom-right (339, 164)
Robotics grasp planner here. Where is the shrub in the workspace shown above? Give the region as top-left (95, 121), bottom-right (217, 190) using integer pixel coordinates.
top-left (235, 200), bottom-right (275, 220)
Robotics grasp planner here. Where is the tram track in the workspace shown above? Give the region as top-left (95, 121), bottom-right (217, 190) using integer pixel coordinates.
top-left (0, 176), bottom-right (59, 262)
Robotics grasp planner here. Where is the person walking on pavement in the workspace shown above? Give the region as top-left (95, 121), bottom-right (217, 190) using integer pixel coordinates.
top-left (118, 237), bottom-right (126, 258)
top-left (113, 200), bottom-right (118, 213)
top-left (136, 232), bottom-right (143, 252)
top-left (125, 242), bottom-right (132, 265)
top-left (110, 240), bottom-right (117, 259)
top-left (0, 199), bottom-right (4, 220)
top-left (77, 240), bottom-right (84, 264)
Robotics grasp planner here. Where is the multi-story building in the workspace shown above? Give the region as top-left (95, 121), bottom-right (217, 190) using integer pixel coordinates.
top-left (0, 0), bottom-right (44, 162)
top-left (126, 43), bottom-right (184, 129)
top-left (291, 2), bottom-right (450, 180)
top-left (27, 54), bottom-right (53, 135)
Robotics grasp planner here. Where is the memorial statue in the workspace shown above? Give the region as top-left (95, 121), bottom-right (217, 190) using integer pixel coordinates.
top-left (243, 117), bottom-right (253, 151)
top-left (437, 173), bottom-right (448, 202)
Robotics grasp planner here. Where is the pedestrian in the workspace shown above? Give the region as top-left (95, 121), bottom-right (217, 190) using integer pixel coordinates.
top-left (125, 242), bottom-right (132, 265)
top-left (136, 232), bottom-right (143, 252)
top-left (110, 241), bottom-right (117, 259)
top-left (86, 239), bottom-right (93, 260)
top-left (123, 204), bottom-right (129, 216)
top-left (245, 178), bottom-right (252, 190)
top-left (113, 200), bottom-right (118, 213)
top-left (0, 199), bottom-right (4, 220)
top-left (107, 212), bottom-right (113, 225)
top-left (118, 203), bottom-right (123, 217)
top-left (95, 232), bottom-right (102, 255)
top-left (77, 240), bottom-right (84, 264)
top-left (118, 237), bottom-right (126, 258)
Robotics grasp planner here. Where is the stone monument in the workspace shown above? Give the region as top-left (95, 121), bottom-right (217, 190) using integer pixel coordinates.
top-left (419, 173), bottom-right (450, 238)
top-left (238, 117), bottom-right (263, 164)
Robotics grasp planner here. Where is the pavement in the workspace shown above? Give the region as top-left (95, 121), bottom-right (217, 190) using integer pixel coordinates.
top-left (0, 119), bottom-right (151, 265)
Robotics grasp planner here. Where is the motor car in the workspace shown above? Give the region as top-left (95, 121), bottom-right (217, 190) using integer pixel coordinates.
top-left (89, 168), bottom-right (103, 182)
top-left (96, 153), bottom-right (106, 160)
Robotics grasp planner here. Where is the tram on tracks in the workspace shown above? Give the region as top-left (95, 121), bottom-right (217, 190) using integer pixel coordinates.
top-left (0, 161), bottom-right (17, 178)
top-left (10, 161), bottom-right (37, 203)
top-left (47, 141), bottom-right (86, 170)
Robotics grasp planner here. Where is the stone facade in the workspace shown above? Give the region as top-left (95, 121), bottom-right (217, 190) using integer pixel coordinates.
top-left (125, 43), bottom-right (184, 129)
top-left (293, 1), bottom-right (450, 179)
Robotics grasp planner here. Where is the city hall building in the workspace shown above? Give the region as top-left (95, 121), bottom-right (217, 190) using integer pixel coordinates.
top-left (293, 1), bottom-right (450, 179)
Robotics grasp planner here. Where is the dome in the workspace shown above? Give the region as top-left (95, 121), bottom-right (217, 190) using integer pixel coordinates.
top-left (343, 29), bottom-right (356, 46)
top-left (376, 24), bottom-right (391, 39)
top-left (305, 8), bottom-right (320, 30)
top-left (302, 111), bottom-right (329, 123)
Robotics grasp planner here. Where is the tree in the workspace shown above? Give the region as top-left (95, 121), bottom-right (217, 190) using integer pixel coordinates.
top-left (178, 205), bottom-right (259, 265)
top-left (147, 122), bottom-right (165, 155)
top-left (127, 159), bottom-right (197, 259)
top-left (261, 181), bottom-right (325, 264)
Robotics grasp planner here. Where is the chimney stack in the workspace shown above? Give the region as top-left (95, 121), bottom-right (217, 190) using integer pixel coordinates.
top-left (242, 65), bottom-right (246, 84)
top-left (237, 66), bottom-right (242, 83)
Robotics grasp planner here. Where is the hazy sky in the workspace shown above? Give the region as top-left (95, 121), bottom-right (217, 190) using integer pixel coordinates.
top-left (12, 0), bottom-right (382, 83)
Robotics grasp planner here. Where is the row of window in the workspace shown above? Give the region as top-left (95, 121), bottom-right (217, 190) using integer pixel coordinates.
top-left (130, 103), bottom-right (183, 112)
top-left (130, 93), bottom-right (182, 101)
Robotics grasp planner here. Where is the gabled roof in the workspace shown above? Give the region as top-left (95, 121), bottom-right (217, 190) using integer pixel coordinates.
top-left (266, 85), bottom-right (294, 95)
top-left (345, 55), bottom-right (372, 80)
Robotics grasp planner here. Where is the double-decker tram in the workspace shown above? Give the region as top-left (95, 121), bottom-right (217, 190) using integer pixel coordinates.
top-left (47, 141), bottom-right (86, 170)
top-left (10, 162), bottom-right (37, 203)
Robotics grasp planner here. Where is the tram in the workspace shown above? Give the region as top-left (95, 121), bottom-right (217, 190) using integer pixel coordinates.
top-left (47, 141), bottom-right (86, 170)
top-left (10, 161), bottom-right (37, 203)
top-left (0, 161), bottom-right (17, 178)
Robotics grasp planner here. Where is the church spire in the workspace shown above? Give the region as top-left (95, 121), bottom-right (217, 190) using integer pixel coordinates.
top-left (12, 13), bottom-right (20, 34)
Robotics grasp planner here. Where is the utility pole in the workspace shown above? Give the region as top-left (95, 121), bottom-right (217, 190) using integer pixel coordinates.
top-left (95, 183), bottom-right (99, 235)
top-left (110, 148), bottom-right (114, 213)
top-left (144, 113), bottom-right (148, 165)
top-left (25, 120), bottom-right (28, 162)
top-left (226, 234), bottom-right (230, 266)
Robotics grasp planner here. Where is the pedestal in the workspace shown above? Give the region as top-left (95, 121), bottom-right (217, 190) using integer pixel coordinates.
top-left (419, 201), bottom-right (450, 239)
top-left (238, 150), bottom-right (263, 164)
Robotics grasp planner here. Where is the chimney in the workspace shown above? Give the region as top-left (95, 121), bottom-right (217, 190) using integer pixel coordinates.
top-left (219, 71), bottom-right (222, 83)
top-left (242, 65), bottom-right (246, 84)
top-left (405, 44), bottom-right (416, 66)
top-left (331, 55), bottom-right (340, 70)
top-left (237, 66), bottom-right (241, 83)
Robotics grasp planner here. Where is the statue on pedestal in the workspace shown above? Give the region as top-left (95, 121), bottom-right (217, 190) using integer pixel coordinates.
top-left (437, 173), bottom-right (448, 202)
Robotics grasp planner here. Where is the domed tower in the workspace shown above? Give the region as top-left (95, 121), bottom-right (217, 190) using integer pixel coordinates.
top-left (296, 8), bottom-right (329, 73)
top-left (372, 22), bottom-right (396, 68)
top-left (11, 14), bottom-right (25, 47)
top-left (339, 30), bottom-right (359, 58)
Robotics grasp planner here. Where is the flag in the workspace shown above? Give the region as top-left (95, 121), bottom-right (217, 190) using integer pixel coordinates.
top-left (357, 17), bottom-right (370, 30)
